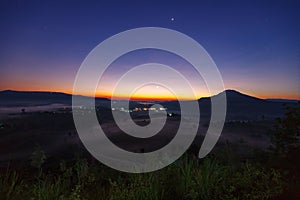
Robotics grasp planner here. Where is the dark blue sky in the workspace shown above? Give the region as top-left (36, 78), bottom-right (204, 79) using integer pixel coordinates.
top-left (0, 0), bottom-right (299, 99)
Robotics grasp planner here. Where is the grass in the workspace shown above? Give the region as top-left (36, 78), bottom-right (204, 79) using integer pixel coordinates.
top-left (0, 152), bottom-right (286, 200)
top-left (0, 168), bottom-right (24, 199)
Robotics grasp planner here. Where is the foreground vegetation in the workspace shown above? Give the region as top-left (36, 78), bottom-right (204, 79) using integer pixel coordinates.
top-left (0, 106), bottom-right (299, 199)
top-left (0, 152), bottom-right (287, 200)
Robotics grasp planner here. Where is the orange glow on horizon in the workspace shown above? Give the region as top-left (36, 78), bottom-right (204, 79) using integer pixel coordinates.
top-left (94, 92), bottom-right (195, 101)
top-left (0, 86), bottom-right (299, 101)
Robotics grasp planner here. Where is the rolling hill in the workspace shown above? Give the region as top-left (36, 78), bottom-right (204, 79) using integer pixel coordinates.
top-left (0, 90), bottom-right (109, 107)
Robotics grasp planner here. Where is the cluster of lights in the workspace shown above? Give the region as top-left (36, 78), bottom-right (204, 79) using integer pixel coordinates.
top-left (111, 107), bottom-right (167, 112)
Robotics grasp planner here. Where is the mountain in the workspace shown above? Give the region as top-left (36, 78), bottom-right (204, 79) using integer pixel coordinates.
top-left (161, 90), bottom-right (298, 121)
top-left (0, 90), bottom-right (109, 107)
top-left (198, 90), bottom-right (298, 121)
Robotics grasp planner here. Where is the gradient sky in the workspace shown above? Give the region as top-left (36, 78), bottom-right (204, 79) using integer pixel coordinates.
top-left (0, 0), bottom-right (299, 100)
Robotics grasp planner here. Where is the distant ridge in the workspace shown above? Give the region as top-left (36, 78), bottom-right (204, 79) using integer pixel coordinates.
top-left (266, 98), bottom-right (299, 103)
top-left (0, 90), bottom-right (109, 107)
top-left (0, 90), bottom-right (71, 99)
top-left (196, 89), bottom-right (298, 120)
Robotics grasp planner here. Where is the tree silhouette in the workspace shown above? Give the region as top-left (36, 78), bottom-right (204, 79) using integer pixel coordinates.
top-left (271, 106), bottom-right (300, 155)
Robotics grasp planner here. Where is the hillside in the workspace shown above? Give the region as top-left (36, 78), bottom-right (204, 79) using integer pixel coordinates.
top-left (198, 90), bottom-right (297, 120)
top-left (0, 90), bottom-right (109, 107)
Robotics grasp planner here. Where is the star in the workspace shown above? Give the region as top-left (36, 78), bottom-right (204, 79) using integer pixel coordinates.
top-left (171, 17), bottom-right (175, 21)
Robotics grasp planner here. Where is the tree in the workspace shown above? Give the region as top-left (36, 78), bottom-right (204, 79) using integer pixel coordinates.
top-left (271, 106), bottom-right (300, 155)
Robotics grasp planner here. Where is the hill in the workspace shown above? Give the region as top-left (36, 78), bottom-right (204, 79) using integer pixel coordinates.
top-left (0, 90), bottom-right (109, 107)
top-left (161, 90), bottom-right (298, 121)
top-left (198, 90), bottom-right (298, 120)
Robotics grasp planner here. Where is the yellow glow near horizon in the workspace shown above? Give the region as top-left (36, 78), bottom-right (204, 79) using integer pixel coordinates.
top-left (94, 84), bottom-right (201, 100)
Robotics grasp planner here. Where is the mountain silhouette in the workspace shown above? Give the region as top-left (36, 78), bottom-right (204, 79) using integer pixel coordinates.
top-left (0, 90), bottom-right (109, 107)
top-left (198, 90), bottom-right (297, 120)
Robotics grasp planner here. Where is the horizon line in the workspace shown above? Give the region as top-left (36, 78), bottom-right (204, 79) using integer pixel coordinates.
top-left (1, 88), bottom-right (300, 101)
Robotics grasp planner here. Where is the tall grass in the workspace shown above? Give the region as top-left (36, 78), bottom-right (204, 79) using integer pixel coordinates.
top-left (0, 154), bottom-right (285, 200)
top-left (0, 168), bottom-right (24, 199)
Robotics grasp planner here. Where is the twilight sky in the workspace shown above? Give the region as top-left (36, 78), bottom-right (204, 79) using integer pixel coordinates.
top-left (0, 0), bottom-right (299, 100)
